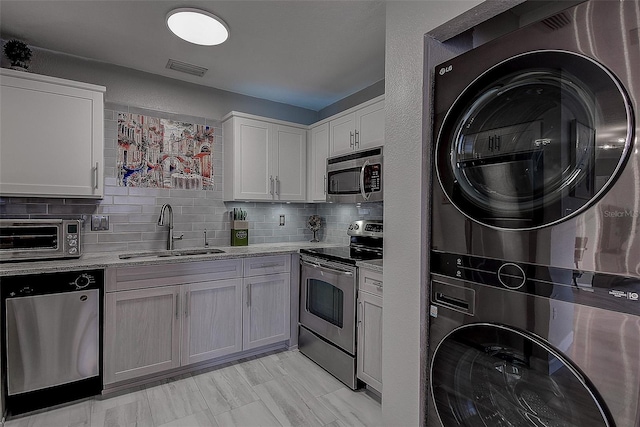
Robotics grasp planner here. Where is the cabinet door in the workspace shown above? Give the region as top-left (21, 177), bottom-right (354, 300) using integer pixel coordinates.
top-left (243, 273), bottom-right (291, 350)
top-left (355, 99), bottom-right (385, 151)
top-left (273, 125), bottom-right (306, 201)
top-left (234, 117), bottom-right (273, 200)
top-left (309, 123), bottom-right (329, 202)
top-left (0, 70), bottom-right (104, 198)
top-left (357, 291), bottom-right (383, 393)
top-left (329, 112), bottom-right (356, 156)
top-left (182, 279), bottom-right (243, 365)
top-left (104, 286), bottom-right (181, 384)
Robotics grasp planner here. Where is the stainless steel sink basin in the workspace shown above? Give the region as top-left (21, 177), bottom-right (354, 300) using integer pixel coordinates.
top-left (118, 248), bottom-right (225, 259)
top-left (172, 248), bottom-right (226, 256)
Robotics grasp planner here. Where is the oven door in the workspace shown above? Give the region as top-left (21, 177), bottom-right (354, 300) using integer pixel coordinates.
top-left (299, 257), bottom-right (357, 354)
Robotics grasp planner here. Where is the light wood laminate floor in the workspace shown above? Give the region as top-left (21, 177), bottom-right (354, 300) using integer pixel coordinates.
top-left (4, 350), bottom-right (382, 427)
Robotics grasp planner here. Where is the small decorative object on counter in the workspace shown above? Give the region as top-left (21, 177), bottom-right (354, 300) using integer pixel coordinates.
top-left (231, 208), bottom-right (248, 246)
top-left (3, 39), bottom-right (32, 71)
top-left (307, 215), bottom-right (322, 242)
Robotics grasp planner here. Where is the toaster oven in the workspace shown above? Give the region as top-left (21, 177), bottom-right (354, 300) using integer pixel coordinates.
top-left (0, 219), bottom-right (82, 262)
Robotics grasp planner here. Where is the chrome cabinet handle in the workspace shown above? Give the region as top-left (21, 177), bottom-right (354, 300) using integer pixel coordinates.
top-left (275, 176), bottom-right (280, 196)
top-left (94, 162), bottom-right (99, 189)
top-left (258, 263), bottom-right (282, 268)
top-left (360, 159), bottom-right (371, 201)
top-left (184, 291), bottom-right (189, 317)
top-left (300, 260), bottom-right (354, 276)
top-left (358, 301), bottom-right (363, 325)
top-left (269, 176), bottom-right (274, 195)
top-left (247, 284), bottom-right (251, 307)
top-left (350, 131), bottom-right (354, 148)
top-left (355, 130), bottom-right (359, 148)
top-left (175, 294), bottom-right (180, 320)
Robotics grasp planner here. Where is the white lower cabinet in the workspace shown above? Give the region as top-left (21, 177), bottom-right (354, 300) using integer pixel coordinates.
top-left (357, 268), bottom-right (383, 393)
top-left (104, 256), bottom-right (290, 386)
top-left (182, 279), bottom-right (243, 365)
top-left (243, 273), bottom-right (291, 350)
top-left (104, 285), bottom-right (182, 384)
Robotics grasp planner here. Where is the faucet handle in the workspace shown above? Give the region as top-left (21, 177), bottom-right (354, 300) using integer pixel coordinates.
top-left (173, 234), bottom-right (184, 241)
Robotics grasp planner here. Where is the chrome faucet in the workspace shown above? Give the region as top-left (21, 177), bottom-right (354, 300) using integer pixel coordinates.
top-left (158, 204), bottom-right (183, 250)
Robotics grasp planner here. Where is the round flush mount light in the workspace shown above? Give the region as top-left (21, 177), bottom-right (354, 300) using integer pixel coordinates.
top-left (166, 8), bottom-right (229, 46)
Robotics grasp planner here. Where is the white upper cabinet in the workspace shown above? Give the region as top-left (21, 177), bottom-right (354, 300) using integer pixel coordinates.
top-left (329, 96), bottom-right (385, 156)
top-left (0, 69), bottom-right (105, 198)
top-left (307, 123), bottom-right (329, 202)
top-left (223, 113), bottom-right (306, 201)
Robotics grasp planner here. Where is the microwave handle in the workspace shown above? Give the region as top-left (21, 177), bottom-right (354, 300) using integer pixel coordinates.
top-left (360, 159), bottom-right (371, 201)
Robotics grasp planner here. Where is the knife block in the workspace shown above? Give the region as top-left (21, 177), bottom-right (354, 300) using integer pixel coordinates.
top-left (231, 220), bottom-right (248, 246)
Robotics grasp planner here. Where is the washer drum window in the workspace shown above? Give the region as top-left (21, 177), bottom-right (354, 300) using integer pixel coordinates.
top-left (430, 323), bottom-right (613, 427)
top-left (436, 51), bottom-right (634, 230)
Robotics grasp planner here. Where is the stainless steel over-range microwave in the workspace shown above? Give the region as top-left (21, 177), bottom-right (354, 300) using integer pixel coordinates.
top-left (326, 147), bottom-right (383, 203)
top-left (0, 219), bottom-right (82, 262)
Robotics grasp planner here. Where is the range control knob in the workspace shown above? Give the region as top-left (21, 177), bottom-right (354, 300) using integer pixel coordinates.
top-left (497, 263), bottom-right (526, 290)
top-left (71, 273), bottom-right (95, 290)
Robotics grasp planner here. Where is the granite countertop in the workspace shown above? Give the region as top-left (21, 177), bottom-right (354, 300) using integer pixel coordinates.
top-left (357, 258), bottom-right (383, 274)
top-left (0, 242), bottom-right (342, 276)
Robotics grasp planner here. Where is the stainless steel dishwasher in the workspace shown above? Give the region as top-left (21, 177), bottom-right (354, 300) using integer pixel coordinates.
top-left (2, 269), bottom-right (103, 415)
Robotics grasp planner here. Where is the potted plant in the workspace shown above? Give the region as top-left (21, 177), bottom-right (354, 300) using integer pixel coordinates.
top-left (3, 39), bottom-right (32, 70)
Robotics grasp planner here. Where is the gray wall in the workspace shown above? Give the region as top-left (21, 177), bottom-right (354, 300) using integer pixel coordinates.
top-left (0, 47), bottom-right (384, 251)
top-left (317, 79), bottom-right (385, 121)
top-left (14, 46), bottom-right (320, 125)
top-left (381, 1), bottom-right (529, 425)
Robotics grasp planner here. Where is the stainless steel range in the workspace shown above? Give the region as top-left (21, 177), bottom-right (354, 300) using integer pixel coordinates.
top-left (298, 220), bottom-right (383, 389)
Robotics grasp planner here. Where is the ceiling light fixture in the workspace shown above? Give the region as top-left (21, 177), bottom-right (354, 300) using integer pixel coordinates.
top-left (166, 8), bottom-right (229, 46)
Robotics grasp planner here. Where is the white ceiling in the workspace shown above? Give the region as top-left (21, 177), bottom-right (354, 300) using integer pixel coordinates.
top-left (0, 0), bottom-right (387, 111)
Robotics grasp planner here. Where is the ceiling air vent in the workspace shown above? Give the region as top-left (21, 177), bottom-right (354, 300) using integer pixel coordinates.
top-left (166, 59), bottom-right (208, 77)
top-left (541, 12), bottom-right (571, 31)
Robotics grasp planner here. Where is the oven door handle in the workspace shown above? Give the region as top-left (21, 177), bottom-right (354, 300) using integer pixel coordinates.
top-left (301, 260), bottom-right (354, 276)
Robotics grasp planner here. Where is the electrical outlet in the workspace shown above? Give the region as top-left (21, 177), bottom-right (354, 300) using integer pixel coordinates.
top-left (91, 215), bottom-right (110, 231)
top-left (279, 214), bottom-right (285, 226)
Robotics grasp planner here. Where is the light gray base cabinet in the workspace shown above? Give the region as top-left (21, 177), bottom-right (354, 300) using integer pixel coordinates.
top-left (243, 256), bottom-right (291, 350)
top-left (357, 268), bottom-right (383, 393)
top-left (104, 256), bottom-right (290, 386)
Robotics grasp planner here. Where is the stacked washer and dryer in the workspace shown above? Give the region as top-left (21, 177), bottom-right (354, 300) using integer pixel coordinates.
top-left (428, 0), bottom-right (640, 426)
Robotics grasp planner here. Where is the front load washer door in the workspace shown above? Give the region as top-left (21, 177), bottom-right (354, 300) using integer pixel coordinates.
top-left (430, 323), bottom-right (613, 427)
top-left (436, 51), bottom-right (633, 230)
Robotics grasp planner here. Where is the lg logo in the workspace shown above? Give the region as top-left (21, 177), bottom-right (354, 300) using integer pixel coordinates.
top-left (439, 65), bottom-right (453, 75)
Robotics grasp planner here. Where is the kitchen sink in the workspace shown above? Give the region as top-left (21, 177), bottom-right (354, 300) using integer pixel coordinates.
top-left (118, 248), bottom-right (225, 259)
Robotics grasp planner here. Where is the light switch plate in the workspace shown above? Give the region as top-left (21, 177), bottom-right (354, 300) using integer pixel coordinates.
top-left (91, 215), bottom-right (109, 231)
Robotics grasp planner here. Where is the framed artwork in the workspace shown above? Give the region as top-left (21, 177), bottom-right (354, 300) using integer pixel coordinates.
top-left (117, 113), bottom-right (214, 189)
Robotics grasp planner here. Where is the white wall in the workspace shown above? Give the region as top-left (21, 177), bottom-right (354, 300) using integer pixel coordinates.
top-left (382, 2), bottom-right (503, 425)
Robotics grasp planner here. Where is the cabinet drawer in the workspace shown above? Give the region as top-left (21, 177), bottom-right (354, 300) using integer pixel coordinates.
top-left (359, 269), bottom-right (383, 297)
top-left (243, 255), bottom-right (291, 277)
top-left (110, 259), bottom-right (243, 292)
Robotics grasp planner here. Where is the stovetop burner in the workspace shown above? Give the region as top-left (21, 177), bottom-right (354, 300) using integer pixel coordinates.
top-left (300, 220), bottom-right (383, 265)
top-left (299, 246), bottom-right (382, 265)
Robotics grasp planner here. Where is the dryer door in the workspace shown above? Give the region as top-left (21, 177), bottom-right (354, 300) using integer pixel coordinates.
top-left (430, 323), bottom-right (613, 427)
top-left (436, 51), bottom-right (633, 230)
